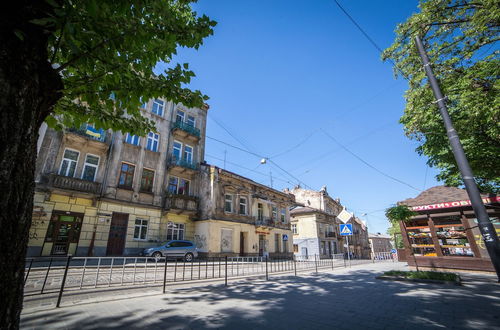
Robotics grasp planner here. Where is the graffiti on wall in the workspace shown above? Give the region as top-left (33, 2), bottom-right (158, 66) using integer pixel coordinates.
top-left (194, 234), bottom-right (207, 250)
top-left (221, 228), bottom-right (233, 252)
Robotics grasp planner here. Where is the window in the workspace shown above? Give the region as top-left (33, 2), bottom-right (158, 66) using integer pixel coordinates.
top-left (140, 169), bottom-right (155, 192)
top-left (167, 222), bottom-right (185, 240)
top-left (59, 149), bottom-right (79, 177)
top-left (134, 219), bottom-right (148, 240)
top-left (283, 239), bottom-right (288, 253)
top-left (146, 132), bottom-right (160, 152)
top-left (173, 141), bottom-right (182, 161)
top-left (168, 176), bottom-right (179, 194)
top-left (176, 110), bottom-right (185, 123)
top-left (152, 99), bottom-right (164, 116)
top-left (187, 115), bottom-right (196, 127)
top-left (125, 133), bottom-right (140, 146)
top-left (257, 203), bottom-right (264, 221)
top-left (281, 208), bottom-right (286, 223)
top-left (292, 224), bottom-right (298, 234)
top-left (183, 145), bottom-right (193, 163)
top-left (293, 244), bottom-right (299, 253)
top-left (239, 197), bottom-right (247, 215)
top-left (275, 234), bottom-right (280, 253)
top-left (118, 163), bottom-right (135, 188)
top-left (178, 179), bottom-right (190, 195)
top-left (82, 154), bottom-right (99, 182)
top-left (224, 194), bottom-right (233, 212)
top-left (272, 206), bottom-right (277, 220)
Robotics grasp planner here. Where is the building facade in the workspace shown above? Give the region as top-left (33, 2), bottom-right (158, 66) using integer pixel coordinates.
top-left (368, 233), bottom-right (393, 255)
top-left (398, 186), bottom-right (500, 273)
top-left (29, 99), bottom-right (208, 257)
top-left (195, 165), bottom-right (295, 258)
top-left (289, 186), bottom-right (345, 259)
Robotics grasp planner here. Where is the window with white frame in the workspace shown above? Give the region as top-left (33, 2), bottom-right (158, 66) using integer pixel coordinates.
top-left (224, 194), bottom-right (233, 213)
top-left (176, 110), bottom-right (185, 123)
top-left (172, 141), bottom-right (182, 161)
top-left (239, 197), bottom-right (247, 215)
top-left (272, 206), bottom-right (277, 220)
top-left (134, 218), bottom-right (148, 240)
top-left (146, 132), bottom-right (159, 152)
top-left (152, 99), bottom-right (164, 116)
top-left (275, 234), bottom-right (280, 253)
top-left (125, 133), bottom-right (140, 146)
top-left (167, 222), bottom-right (185, 240)
top-left (59, 149), bottom-right (79, 177)
top-left (81, 154), bottom-right (99, 182)
top-left (167, 176), bottom-right (178, 194)
top-left (257, 203), bottom-right (264, 221)
top-left (281, 208), bottom-right (286, 223)
top-left (292, 224), bottom-right (298, 234)
top-left (183, 145), bottom-right (193, 163)
top-left (187, 115), bottom-right (196, 127)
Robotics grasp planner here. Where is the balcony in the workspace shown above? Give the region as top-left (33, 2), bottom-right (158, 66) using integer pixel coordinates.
top-left (164, 194), bottom-right (198, 214)
top-left (45, 173), bottom-right (102, 195)
top-left (168, 157), bottom-right (199, 176)
top-left (171, 121), bottom-right (201, 142)
top-left (254, 217), bottom-right (290, 230)
top-left (67, 125), bottom-right (107, 143)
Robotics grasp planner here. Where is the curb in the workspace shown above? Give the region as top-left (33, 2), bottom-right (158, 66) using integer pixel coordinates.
top-left (376, 275), bottom-right (461, 286)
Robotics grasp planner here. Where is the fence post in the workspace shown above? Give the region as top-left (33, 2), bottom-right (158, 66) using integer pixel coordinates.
top-left (372, 253), bottom-right (375, 263)
top-left (41, 257), bottom-right (53, 294)
top-left (24, 259), bottom-right (34, 285)
top-left (314, 254), bottom-right (318, 273)
top-left (331, 255), bottom-right (334, 270)
top-left (174, 260), bottom-right (177, 282)
top-left (293, 255), bottom-right (297, 276)
top-left (344, 256), bottom-right (346, 268)
top-left (265, 256), bottom-right (269, 281)
top-left (163, 257), bottom-right (168, 294)
top-left (56, 255), bottom-right (72, 308)
top-left (224, 256), bottom-right (228, 286)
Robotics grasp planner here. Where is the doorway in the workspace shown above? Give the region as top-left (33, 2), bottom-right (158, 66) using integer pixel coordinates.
top-left (106, 212), bottom-right (129, 255)
top-left (240, 232), bottom-right (246, 256)
top-left (45, 212), bottom-right (83, 255)
top-left (258, 234), bottom-right (266, 256)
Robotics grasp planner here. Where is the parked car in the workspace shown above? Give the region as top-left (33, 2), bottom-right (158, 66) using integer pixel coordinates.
top-left (142, 240), bottom-right (198, 261)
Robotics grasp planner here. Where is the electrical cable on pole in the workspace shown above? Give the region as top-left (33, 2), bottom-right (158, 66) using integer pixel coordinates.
top-left (415, 36), bottom-right (500, 281)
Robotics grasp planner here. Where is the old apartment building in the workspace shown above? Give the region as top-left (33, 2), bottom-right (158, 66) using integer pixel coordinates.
top-left (29, 98), bottom-right (208, 257)
top-left (195, 165), bottom-right (295, 258)
top-left (368, 233), bottom-right (393, 255)
top-left (289, 186), bottom-right (344, 258)
top-left (290, 186), bottom-right (371, 259)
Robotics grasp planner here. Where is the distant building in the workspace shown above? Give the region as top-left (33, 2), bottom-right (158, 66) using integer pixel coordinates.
top-left (195, 165), bottom-right (295, 258)
top-left (368, 232), bottom-right (393, 255)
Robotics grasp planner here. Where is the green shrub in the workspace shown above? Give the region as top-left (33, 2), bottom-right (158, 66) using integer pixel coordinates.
top-left (384, 270), bottom-right (460, 282)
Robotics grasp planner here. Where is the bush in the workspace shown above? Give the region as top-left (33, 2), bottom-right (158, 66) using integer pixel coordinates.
top-left (384, 270), bottom-right (460, 282)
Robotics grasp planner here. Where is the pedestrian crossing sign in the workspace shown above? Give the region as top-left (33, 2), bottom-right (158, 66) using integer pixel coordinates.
top-left (339, 224), bottom-right (353, 236)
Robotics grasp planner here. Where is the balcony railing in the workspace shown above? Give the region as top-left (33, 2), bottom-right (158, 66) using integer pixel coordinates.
top-left (171, 121), bottom-right (201, 138)
top-left (168, 157), bottom-right (199, 171)
top-left (67, 125), bottom-right (107, 142)
top-left (254, 217), bottom-right (290, 229)
top-left (165, 194), bottom-right (198, 212)
top-left (47, 174), bottom-right (102, 194)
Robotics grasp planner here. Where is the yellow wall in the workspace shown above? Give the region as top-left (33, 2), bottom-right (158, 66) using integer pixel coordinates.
top-left (292, 214), bottom-right (318, 239)
top-left (194, 220), bottom-right (292, 255)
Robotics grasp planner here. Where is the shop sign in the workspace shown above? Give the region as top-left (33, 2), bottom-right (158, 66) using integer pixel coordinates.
top-left (411, 196), bottom-right (500, 211)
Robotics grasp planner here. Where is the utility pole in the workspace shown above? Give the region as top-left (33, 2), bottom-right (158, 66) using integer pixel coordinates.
top-left (415, 36), bottom-right (500, 281)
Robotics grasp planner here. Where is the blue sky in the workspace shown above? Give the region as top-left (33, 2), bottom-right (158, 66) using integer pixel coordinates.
top-left (165, 0), bottom-right (441, 234)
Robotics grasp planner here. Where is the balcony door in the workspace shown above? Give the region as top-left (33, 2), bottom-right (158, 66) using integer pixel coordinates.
top-left (106, 212), bottom-right (129, 256)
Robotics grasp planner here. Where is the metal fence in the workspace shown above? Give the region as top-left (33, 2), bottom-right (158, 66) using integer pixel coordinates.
top-left (24, 254), bottom-right (387, 307)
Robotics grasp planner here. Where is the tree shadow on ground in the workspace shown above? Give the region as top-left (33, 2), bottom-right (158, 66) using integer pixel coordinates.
top-left (21, 270), bottom-right (500, 330)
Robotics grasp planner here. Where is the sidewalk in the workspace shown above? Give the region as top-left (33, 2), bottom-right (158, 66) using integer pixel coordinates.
top-left (21, 262), bottom-right (500, 330)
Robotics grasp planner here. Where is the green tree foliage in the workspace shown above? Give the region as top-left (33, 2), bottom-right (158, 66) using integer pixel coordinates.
top-left (385, 205), bottom-right (416, 249)
top-left (382, 0), bottom-right (500, 193)
top-left (35, 0), bottom-right (216, 134)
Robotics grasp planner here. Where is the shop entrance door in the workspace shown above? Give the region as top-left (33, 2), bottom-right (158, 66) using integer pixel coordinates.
top-left (106, 212), bottom-right (129, 255)
top-left (240, 232), bottom-right (245, 256)
top-left (258, 235), bottom-right (266, 256)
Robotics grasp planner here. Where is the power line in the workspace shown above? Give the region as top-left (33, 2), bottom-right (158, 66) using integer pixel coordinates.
top-left (321, 129), bottom-right (422, 192)
top-left (332, 0), bottom-right (410, 81)
top-left (209, 115), bottom-right (257, 154)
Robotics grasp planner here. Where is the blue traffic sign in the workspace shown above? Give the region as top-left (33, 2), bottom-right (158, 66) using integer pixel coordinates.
top-left (339, 224), bottom-right (353, 236)
top-left (391, 249), bottom-right (397, 253)
top-left (283, 234), bottom-right (288, 241)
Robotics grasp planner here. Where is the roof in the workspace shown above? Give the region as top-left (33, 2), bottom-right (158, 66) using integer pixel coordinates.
top-left (368, 233), bottom-right (391, 239)
top-left (399, 185), bottom-right (491, 207)
top-left (290, 206), bottom-right (322, 215)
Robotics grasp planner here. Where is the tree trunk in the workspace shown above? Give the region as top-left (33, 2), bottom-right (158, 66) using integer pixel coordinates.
top-left (0, 3), bottom-right (62, 328)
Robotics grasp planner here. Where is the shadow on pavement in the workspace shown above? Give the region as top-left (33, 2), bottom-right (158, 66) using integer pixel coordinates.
top-left (21, 269), bottom-right (500, 330)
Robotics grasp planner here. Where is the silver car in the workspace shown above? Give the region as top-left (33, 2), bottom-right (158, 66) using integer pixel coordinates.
top-left (142, 240), bottom-right (198, 261)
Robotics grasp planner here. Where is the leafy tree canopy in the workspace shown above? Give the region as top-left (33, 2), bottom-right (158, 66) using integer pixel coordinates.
top-left (382, 0), bottom-right (499, 193)
top-left (385, 205), bottom-right (417, 224)
top-left (28, 0), bottom-right (216, 135)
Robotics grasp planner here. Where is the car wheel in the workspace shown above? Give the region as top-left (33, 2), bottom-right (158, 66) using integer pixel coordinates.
top-left (184, 252), bottom-right (194, 262)
top-left (152, 251), bottom-right (162, 261)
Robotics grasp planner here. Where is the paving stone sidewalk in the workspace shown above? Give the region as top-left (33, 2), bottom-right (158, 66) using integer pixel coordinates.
top-left (21, 262), bottom-right (500, 330)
